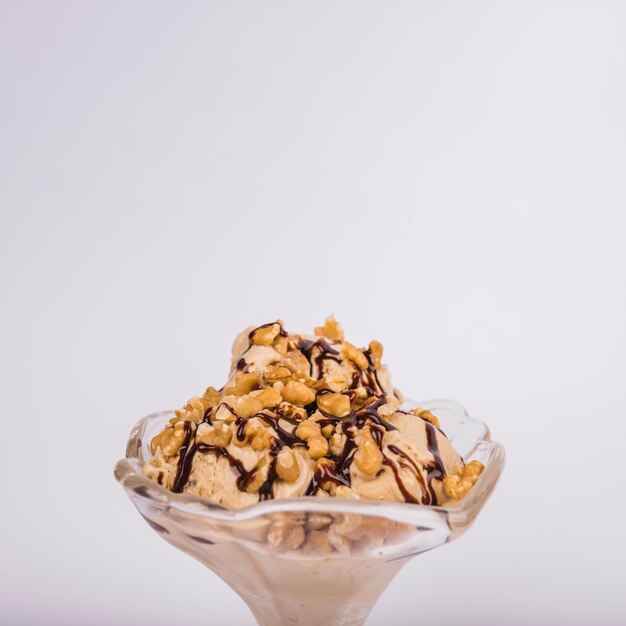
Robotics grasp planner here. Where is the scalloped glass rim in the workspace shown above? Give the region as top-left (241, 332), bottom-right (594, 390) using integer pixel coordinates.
top-left (114, 399), bottom-right (505, 533)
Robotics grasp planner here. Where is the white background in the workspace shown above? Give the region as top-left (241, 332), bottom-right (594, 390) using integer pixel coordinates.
top-left (1, 2), bottom-right (625, 625)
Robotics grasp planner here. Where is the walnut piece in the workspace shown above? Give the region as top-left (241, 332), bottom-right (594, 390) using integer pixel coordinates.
top-left (295, 419), bottom-right (322, 441)
top-left (235, 395), bottom-right (263, 418)
top-left (250, 387), bottom-right (282, 409)
top-left (276, 448), bottom-right (300, 482)
top-left (443, 460), bottom-right (484, 499)
top-left (341, 341), bottom-right (369, 370)
top-left (264, 365), bottom-right (293, 383)
top-left (307, 435), bottom-right (329, 459)
top-left (151, 421), bottom-right (190, 458)
top-left (224, 372), bottom-right (259, 396)
top-left (196, 422), bottom-right (232, 448)
top-left (354, 425), bottom-right (383, 475)
top-left (408, 407), bottom-right (441, 428)
top-left (368, 340), bottom-right (383, 369)
top-left (202, 386), bottom-right (223, 408)
top-left (314, 315), bottom-right (344, 342)
top-left (281, 381), bottom-right (316, 406)
top-left (377, 396), bottom-right (400, 418)
top-left (276, 401), bottom-right (308, 422)
top-left (317, 392), bottom-right (351, 417)
top-left (249, 323), bottom-right (281, 346)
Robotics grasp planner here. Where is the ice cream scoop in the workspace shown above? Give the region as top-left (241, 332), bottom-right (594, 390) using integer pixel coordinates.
top-left (143, 317), bottom-right (483, 508)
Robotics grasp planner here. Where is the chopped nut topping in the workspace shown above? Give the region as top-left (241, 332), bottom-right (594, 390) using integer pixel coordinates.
top-left (328, 431), bottom-right (345, 456)
top-left (202, 386), bottom-right (223, 408)
top-left (281, 350), bottom-right (311, 374)
top-left (273, 334), bottom-right (289, 355)
top-left (314, 315), bottom-right (344, 342)
top-left (354, 425), bottom-right (383, 475)
top-left (443, 460), bottom-right (484, 499)
top-left (276, 448), bottom-right (300, 482)
top-left (179, 406), bottom-right (204, 423)
top-left (250, 386), bottom-right (282, 409)
top-left (186, 396), bottom-right (211, 415)
top-left (281, 380), bottom-right (316, 407)
top-left (324, 376), bottom-right (349, 393)
top-left (144, 316), bottom-right (481, 512)
top-left (224, 372), bottom-right (259, 396)
top-left (333, 485), bottom-right (355, 498)
top-left (152, 422), bottom-right (191, 458)
top-left (368, 340), bottom-right (383, 369)
top-left (250, 428), bottom-right (274, 451)
top-left (295, 419), bottom-right (322, 441)
top-left (215, 395), bottom-right (263, 420)
top-left (196, 422), bottom-right (232, 448)
top-left (315, 458), bottom-right (337, 491)
top-left (215, 399), bottom-right (238, 423)
top-left (235, 395), bottom-right (263, 418)
top-left (377, 396), bottom-right (400, 418)
top-left (317, 392), bottom-right (351, 417)
top-left (249, 323), bottom-right (282, 346)
top-left (276, 401), bottom-right (308, 422)
top-left (310, 412), bottom-right (335, 439)
top-left (263, 365), bottom-right (292, 383)
top-left (408, 407), bottom-right (441, 428)
top-left (340, 341), bottom-right (369, 370)
top-left (307, 435), bottom-right (329, 459)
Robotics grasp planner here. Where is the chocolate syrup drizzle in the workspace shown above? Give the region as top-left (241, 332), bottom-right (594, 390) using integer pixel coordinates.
top-left (257, 413), bottom-right (306, 448)
top-left (387, 445), bottom-right (431, 505)
top-left (172, 422), bottom-right (196, 493)
top-left (424, 422), bottom-right (445, 504)
top-left (305, 456), bottom-right (351, 495)
top-left (298, 337), bottom-right (340, 379)
top-left (170, 322), bottom-right (449, 504)
top-left (362, 347), bottom-right (385, 394)
top-left (258, 443), bottom-right (280, 501)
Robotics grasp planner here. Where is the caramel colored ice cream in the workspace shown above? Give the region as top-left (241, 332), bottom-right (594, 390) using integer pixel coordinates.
top-left (143, 317), bottom-right (483, 508)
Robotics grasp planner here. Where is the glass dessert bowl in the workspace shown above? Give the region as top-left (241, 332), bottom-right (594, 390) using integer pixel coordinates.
top-left (115, 398), bottom-right (504, 626)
